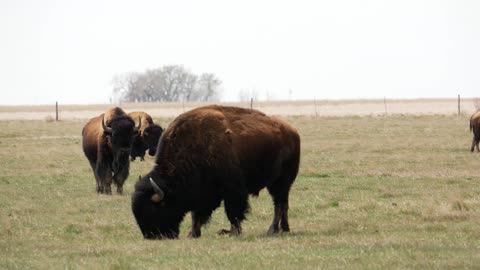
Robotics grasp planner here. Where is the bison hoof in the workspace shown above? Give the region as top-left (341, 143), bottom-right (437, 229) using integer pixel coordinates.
top-left (267, 225), bottom-right (290, 235)
top-left (217, 228), bottom-right (241, 236)
top-left (188, 231), bottom-right (201, 238)
top-left (267, 226), bottom-right (279, 235)
top-left (217, 229), bottom-right (230, 235)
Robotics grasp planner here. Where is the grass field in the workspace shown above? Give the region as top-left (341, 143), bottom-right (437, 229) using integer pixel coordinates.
top-left (1, 113), bottom-right (479, 269)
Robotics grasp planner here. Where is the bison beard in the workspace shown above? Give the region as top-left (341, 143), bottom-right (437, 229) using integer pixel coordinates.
top-left (131, 105), bottom-right (301, 239)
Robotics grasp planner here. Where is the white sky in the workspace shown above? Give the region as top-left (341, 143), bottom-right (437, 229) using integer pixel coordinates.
top-left (1, 0), bottom-right (479, 105)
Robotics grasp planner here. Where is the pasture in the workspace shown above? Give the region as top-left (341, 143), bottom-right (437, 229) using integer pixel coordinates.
top-left (1, 113), bottom-right (479, 269)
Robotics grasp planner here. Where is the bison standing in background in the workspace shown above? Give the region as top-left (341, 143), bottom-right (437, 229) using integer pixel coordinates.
top-left (128, 111), bottom-right (163, 161)
top-left (82, 107), bottom-right (141, 194)
top-left (470, 111), bottom-right (480, 152)
top-left (132, 105), bottom-right (301, 239)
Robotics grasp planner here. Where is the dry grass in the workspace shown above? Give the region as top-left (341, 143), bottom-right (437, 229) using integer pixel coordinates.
top-left (0, 98), bottom-right (477, 120)
top-left (0, 113), bottom-right (480, 269)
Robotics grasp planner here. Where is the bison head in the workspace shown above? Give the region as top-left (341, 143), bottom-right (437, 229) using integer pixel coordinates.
top-left (130, 134), bottom-right (147, 161)
top-left (102, 116), bottom-right (141, 156)
top-left (131, 175), bottom-right (185, 239)
top-left (143, 124), bottom-right (163, 156)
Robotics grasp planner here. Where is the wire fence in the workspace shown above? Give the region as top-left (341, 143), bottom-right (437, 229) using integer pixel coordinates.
top-left (0, 96), bottom-right (477, 121)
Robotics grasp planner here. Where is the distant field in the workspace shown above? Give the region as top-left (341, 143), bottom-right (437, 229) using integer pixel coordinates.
top-left (0, 98), bottom-right (477, 120)
top-left (0, 112), bottom-right (479, 269)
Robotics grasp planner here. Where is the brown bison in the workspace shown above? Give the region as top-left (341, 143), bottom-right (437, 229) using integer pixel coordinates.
top-left (132, 105), bottom-right (301, 239)
top-left (82, 107), bottom-right (141, 194)
top-left (128, 111), bottom-right (163, 161)
top-left (470, 111), bottom-right (480, 152)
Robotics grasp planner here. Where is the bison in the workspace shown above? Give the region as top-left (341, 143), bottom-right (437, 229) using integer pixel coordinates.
top-left (128, 111), bottom-right (163, 161)
top-left (82, 107), bottom-right (141, 194)
top-left (470, 111), bottom-right (480, 152)
top-left (131, 105), bottom-right (301, 239)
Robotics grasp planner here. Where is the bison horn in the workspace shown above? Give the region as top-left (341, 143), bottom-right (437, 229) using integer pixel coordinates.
top-left (149, 177), bottom-right (164, 202)
top-left (134, 116), bottom-right (142, 133)
top-left (102, 117), bottom-right (113, 134)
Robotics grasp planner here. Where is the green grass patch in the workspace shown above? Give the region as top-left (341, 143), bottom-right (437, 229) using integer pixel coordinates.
top-left (0, 115), bottom-right (480, 269)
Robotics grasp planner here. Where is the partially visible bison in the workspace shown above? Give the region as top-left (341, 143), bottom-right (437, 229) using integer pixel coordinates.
top-left (128, 111), bottom-right (163, 161)
top-left (82, 107), bottom-right (141, 194)
top-left (132, 105), bottom-right (301, 239)
top-left (470, 111), bottom-right (480, 152)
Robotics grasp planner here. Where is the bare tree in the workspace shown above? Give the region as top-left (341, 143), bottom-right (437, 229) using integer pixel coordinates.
top-left (111, 73), bottom-right (135, 103)
top-left (116, 65), bottom-right (222, 103)
top-left (182, 73), bottom-right (198, 101)
top-left (195, 73), bottom-right (222, 102)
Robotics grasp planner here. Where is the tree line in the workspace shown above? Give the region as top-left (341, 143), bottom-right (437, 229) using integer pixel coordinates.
top-left (112, 65), bottom-right (222, 103)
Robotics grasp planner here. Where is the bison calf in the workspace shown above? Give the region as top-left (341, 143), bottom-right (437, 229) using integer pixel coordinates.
top-left (82, 107), bottom-right (141, 194)
top-left (128, 111), bottom-right (163, 161)
top-left (132, 105), bottom-right (301, 239)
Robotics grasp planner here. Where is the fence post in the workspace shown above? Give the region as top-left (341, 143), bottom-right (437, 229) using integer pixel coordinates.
top-left (55, 101), bottom-right (58, 121)
top-left (314, 97), bottom-right (318, 118)
top-left (384, 96), bottom-right (387, 115)
top-left (458, 94), bottom-right (460, 115)
top-left (250, 98), bottom-right (253, 109)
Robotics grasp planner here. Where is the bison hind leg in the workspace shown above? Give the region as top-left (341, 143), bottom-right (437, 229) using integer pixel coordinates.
top-left (267, 201), bottom-right (290, 234)
top-left (267, 177), bottom-right (294, 234)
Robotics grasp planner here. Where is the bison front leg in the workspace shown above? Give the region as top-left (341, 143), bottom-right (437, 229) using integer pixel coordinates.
top-left (95, 163), bottom-right (113, 195)
top-left (219, 188), bottom-right (249, 236)
top-left (113, 166), bottom-right (129, 195)
top-left (88, 161), bottom-right (103, 193)
top-left (188, 211), bottom-right (213, 238)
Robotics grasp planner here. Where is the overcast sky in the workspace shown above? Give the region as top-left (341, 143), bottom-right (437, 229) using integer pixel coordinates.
top-left (1, 0), bottom-right (479, 105)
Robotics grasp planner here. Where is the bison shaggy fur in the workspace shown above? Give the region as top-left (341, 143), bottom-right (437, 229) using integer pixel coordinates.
top-left (132, 105), bottom-right (301, 239)
top-left (82, 107), bottom-right (140, 194)
top-left (128, 111), bottom-right (163, 161)
top-left (470, 111), bottom-right (480, 152)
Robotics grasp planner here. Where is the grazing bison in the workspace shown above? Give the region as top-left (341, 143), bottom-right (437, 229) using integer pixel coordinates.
top-left (82, 107), bottom-right (141, 194)
top-left (128, 111), bottom-right (163, 161)
top-left (470, 111), bottom-right (480, 152)
top-left (132, 105), bottom-right (301, 239)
